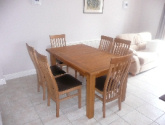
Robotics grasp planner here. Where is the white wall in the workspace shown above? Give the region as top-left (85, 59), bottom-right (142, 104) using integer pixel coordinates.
top-left (139, 0), bottom-right (165, 38)
top-left (0, 0), bottom-right (145, 77)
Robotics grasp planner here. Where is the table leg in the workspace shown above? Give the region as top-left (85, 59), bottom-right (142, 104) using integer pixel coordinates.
top-left (86, 74), bottom-right (95, 119)
top-left (50, 54), bottom-right (56, 66)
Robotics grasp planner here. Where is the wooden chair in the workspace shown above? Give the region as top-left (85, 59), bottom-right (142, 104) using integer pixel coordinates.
top-left (112, 38), bottom-right (131, 56)
top-left (35, 50), bottom-right (82, 117)
top-left (49, 34), bottom-right (78, 78)
top-left (26, 43), bottom-right (66, 100)
top-left (95, 53), bottom-right (132, 118)
top-left (99, 35), bottom-right (114, 53)
top-left (49, 34), bottom-right (67, 70)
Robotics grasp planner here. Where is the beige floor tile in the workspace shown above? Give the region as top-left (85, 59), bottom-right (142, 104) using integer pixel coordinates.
top-left (150, 122), bottom-right (160, 125)
top-left (41, 114), bottom-right (70, 125)
top-left (30, 94), bottom-right (46, 106)
top-left (34, 102), bottom-right (63, 118)
top-left (97, 114), bottom-right (120, 125)
top-left (60, 98), bottom-right (79, 110)
top-left (110, 102), bottom-right (134, 117)
top-left (66, 108), bottom-right (86, 121)
top-left (61, 104), bottom-right (82, 114)
top-left (109, 118), bottom-right (129, 125)
top-left (9, 98), bottom-right (33, 113)
top-left (156, 113), bottom-right (165, 125)
top-left (94, 108), bottom-right (120, 125)
top-left (24, 119), bottom-right (43, 125)
top-left (3, 107), bottom-right (39, 125)
top-left (124, 94), bottom-right (145, 108)
top-left (147, 98), bottom-right (165, 112)
top-left (1, 67), bottom-right (165, 125)
top-left (136, 103), bottom-right (164, 121)
top-left (123, 110), bottom-right (153, 125)
top-left (71, 116), bottom-right (100, 125)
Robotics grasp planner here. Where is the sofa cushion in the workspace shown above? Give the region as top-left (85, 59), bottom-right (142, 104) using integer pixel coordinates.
top-left (138, 32), bottom-right (152, 41)
top-left (130, 44), bottom-right (139, 50)
top-left (137, 52), bottom-right (158, 65)
top-left (138, 42), bottom-right (147, 50)
top-left (116, 33), bottom-right (138, 45)
top-left (116, 33), bottom-right (147, 51)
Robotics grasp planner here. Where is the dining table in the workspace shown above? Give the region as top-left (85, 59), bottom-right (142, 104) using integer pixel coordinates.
top-left (46, 44), bottom-right (128, 119)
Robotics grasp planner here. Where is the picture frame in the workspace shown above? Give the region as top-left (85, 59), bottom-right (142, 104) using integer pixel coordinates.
top-left (83, 0), bottom-right (104, 14)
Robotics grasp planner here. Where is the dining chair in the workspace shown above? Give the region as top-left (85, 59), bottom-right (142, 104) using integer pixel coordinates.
top-left (99, 35), bottom-right (114, 53)
top-left (95, 53), bottom-right (132, 118)
top-left (112, 38), bottom-right (131, 56)
top-left (26, 43), bottom-right (66, 100)
top-left (49, 34), bottom-right (78, 78)
top-left (35, 50), bottom-right (82, 117)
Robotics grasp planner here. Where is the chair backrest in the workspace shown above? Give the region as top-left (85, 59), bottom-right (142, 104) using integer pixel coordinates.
top-left (103, 53), bottom-right (132, 99)
top-left (99, 35), bottom-right (113, 53)
top-left (26, 43), bottom-right (38, 70)
top-left (49, 34), bottom-right (66, 48)
top-left (112, 38), bottom-right (131, 56)
top-left (26, 43), bottom-right (45, 84)
top-left (35, 50), bottom-right (59, 99)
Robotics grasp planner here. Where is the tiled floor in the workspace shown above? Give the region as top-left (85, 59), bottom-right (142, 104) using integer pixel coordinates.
top-left (0, 65), bottom-right (165, 125)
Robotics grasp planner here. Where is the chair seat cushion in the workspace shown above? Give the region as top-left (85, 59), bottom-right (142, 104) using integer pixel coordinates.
top-left (55, 74), bottom-right (82, 92)
top-left (50, 65), bottom-right (66, 76)
top-left (96, 76), bottom-right (107, 91)
top-left (96, 76), bottom-right (118, 92)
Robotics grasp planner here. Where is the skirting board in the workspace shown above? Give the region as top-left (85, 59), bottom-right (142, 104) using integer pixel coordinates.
top-left (0, 112), bottom-right (2, 125)
top-left (3, 39), bottom-right (100, 81)
top-left (0, 78), bottom-right (6, 85)
top-left (4, 69), bottom-right (36, 80)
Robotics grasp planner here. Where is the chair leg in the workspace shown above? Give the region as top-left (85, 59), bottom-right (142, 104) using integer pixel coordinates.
top-left (37, 75), bottom-right (40, 92)
top-left (75, 70), bottom-right (77, 78)
top-left (47, 94), bottom-right (50, 106)
top-left (118, 97), bottom-right (121, 110)
top-left (78, 88), bottom-right (81, 108)
top-left (43, 86), bottom-right (46, 100)
top-left (103, 102), bottom-right (106, 118)
top-left (103, 97), bottom-right (106, 118)
top-left (56, 101), bottom-right (60, 117)
top-left (66, 66), bottom-right (69, 73)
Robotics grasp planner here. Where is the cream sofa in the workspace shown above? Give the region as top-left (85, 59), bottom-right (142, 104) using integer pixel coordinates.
top-left (116, 32), bottom-right (160, 75)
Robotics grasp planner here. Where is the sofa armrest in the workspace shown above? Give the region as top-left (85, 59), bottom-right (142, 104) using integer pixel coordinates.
top-left (143, 40), bottom-right (163, 53)
top-left (129, 55), bottom-right (141, 75)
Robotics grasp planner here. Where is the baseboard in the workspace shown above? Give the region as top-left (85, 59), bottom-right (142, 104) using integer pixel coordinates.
top-left (4, 69), bottom-right (36, 80)
top-left (3, 39), bottom-right (100, 81)
top-left (0, 78), bottom-right (6, 85)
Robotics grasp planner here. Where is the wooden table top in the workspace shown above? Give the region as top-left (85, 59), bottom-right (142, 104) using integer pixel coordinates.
top-left (46, 44), bottom-right (116, 76)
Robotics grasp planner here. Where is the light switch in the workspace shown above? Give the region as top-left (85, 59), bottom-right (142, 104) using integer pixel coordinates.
top-left (123, 1), bottom-right (128, 9)
top-left (32, 0), bottom-right (42, 5)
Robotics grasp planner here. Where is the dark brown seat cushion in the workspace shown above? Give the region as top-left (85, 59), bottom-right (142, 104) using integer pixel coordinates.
top-left (55, 74), bottom-right (82, 92)
top-left (95, 76), bottom-right (107, 91)
top-left (50, 65), bottom-right (66, 76)
top-left (96, 75), bottom-right (119, 92)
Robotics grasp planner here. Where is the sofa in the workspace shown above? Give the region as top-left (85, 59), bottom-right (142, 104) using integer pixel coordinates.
top-left (116, 32), bottom-right (160, 75)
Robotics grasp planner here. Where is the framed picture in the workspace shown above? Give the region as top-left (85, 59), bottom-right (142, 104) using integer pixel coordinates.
top-left (83, 0), bottom-right (104, 14)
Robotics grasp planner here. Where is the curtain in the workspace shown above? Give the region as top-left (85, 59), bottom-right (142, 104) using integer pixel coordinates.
top-left (156, 4), bottom-right (165, 40)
